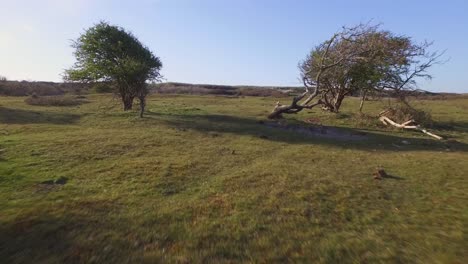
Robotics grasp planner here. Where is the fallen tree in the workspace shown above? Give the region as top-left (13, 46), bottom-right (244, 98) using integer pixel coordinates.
top-left (268, 23), bottom-right (443, 119)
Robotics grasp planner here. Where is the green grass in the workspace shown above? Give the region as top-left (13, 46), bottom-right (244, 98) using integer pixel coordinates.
top-left (0, 94), bottom-right (467, 263)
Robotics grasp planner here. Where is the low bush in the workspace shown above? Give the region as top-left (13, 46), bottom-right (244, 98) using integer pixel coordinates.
top-left (353, 113), bottom-right (380, 128)
top-left (0, 81), bottom-right (91, 96)
top-left (237, 87), bottom-right (288, 97)
top-left (152, 83), bottom-right (238, 95)
top-left (383, 104), bottom-right (433, 127)
top-left (24, 95), bottom-right (86, 106)
top-left (151, 82), bottom-right (294, 97)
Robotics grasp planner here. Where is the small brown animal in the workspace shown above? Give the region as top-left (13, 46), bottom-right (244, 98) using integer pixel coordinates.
top-left (373, 169), bottom-right (388, 180)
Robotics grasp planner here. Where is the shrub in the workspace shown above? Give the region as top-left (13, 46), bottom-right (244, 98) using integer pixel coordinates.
top-left (0, 81), bottom-right (91, 96)
top-left (384, 105), bottom-right (433, 127)
top-left (354, 113), bottom-right (380, 128)
top-left (24, 95), bottom-right (85, 106)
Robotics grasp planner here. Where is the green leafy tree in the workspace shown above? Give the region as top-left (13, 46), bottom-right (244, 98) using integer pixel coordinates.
top-left (65, 22), bottom-right (162, 117)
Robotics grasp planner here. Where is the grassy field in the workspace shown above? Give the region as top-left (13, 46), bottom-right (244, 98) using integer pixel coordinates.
top-left (1, 94), bottom-right (467, 263)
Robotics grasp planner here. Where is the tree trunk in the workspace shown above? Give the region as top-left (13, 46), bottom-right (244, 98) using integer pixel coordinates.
top-left (268, 77), bottom-right (322, 119)
top-left (331, 91), bottom-right (346, 112)
top-left (122, 95), bottom-right (134, 111)
top-left (138, 95), bottom-right (146, 118)
top-left (359, 90), bottom-right (367, 113)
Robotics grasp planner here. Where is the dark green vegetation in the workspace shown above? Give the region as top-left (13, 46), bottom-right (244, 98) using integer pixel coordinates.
top-left (24, 95), bottom-right (87, 107)
top-left (1, 94), bottom-right (467, 263)
top-left (2, 79), bottom-right (463, 98)
top-left (65, 21), bottom-right (162, 116)
top-left (153, 82), bottom-right (295, 97)
top-left (0, 80), bottom-right (295, 97)
top-left (0, 80), bottom-right (90, 96)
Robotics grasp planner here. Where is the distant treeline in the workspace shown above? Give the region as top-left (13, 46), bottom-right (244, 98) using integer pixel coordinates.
top-left (150, 82), bottom-right (298, 97)
top-left (0, 80), bottom-right (465, 99)
top-left (0, 80), bottom-right (90, 96)
top-left (0, 80), bottom-right (298, 97)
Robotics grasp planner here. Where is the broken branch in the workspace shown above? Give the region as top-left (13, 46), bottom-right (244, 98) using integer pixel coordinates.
top-left (378, 116), bottom-right (443, 140)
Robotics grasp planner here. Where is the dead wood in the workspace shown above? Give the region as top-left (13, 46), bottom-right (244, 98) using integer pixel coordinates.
top-left (378, 114), bottom-right (443, 140)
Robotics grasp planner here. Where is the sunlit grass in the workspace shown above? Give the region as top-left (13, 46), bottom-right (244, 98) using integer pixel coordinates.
top-left (0, 94), bottom-right (467, 263)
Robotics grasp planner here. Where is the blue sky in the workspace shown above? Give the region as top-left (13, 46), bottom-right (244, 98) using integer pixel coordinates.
top-left (1, 0), bottom-right (467, 92)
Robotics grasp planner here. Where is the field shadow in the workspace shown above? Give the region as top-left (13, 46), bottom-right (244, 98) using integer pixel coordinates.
top-left (383, 174), bottom-right (405, 180)
top-left (146, 112), bottom-right (468, 152)
top-left (0, 107), bottom-right (80, 125)
top-left (433, 120), bottom-right (468, 133)
top-left (385, 175), bottom-right (405, 181)
top-left (0, 201), bottom-right (133, 263)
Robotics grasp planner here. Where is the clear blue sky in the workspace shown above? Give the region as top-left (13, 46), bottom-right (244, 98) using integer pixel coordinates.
top-left (1, 0), bottom-right (467, 92)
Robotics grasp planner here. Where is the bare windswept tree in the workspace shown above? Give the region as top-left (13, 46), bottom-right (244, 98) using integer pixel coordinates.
top-left (268, 23), bottom-right (443, 119)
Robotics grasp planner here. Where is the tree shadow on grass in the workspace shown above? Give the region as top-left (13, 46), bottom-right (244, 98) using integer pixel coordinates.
top-left (145, 112), bottom-right (468, 152)
top-left (382, 174), bottom-right (405, 180)
top-left (433, 120), bottom-right (468, 133)
top-left (0, 107), bottom-right (80, 125)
